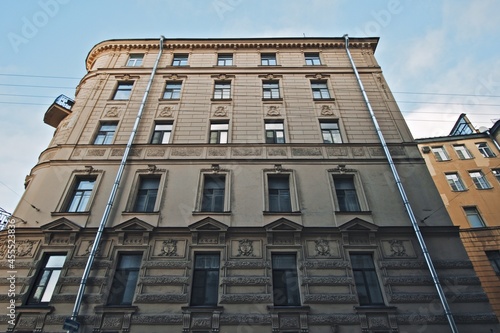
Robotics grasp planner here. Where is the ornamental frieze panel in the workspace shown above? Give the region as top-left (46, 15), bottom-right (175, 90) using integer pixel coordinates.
top-left (380, 239), bottom-right (416, 258)
top-left (111, 148), bottom-right (142, 157)
top-left (220, 294), bottom-right (272, 304)
top-left (326, 147), bottom-right (348, 156)
top-left (135, 293), bottom-right (188, 303)
top-left (208, 147), bottom-right (228, 157)
top-left (230, 239), bottom-right (262, 258)
top-left (0, 239), bottom-right (39, 258)
top-left (212, 105), bottom-right (230, 117)
top-left (305, 239), bottom-right (340, 258)
top-left (379, 260), bottom-right (473, 270)
top-left (171, 147), bottom-right (203, 157)
top-left (301, 276), bottom-right (353, 286)
top-left (102, 105), bottom-right (122, 118)
top-left (75, 239), bottom-right (110, 257)
top-left (152, 239), bottom-right (187, 258)
top-left (292, 147), bottom-right (322, 157)
top-left (301, 260), bottom-right (350, 269)
top-left (139, 276), bottom-right (189, 285)
top-left (267, 147), bottom-right (287, 157)
top-left (303, 294), bottom-right (357, 304)
top-left (86, 148), bottom-right (106, 157)
top-left (157, 105), bottom-right (175, 118)
top-left (131, 314), bottom-right (183, 324)
top-left (219, 314), bottom-right (271, 325)
top-left (223, 260), bottom-right (270, 269)
top-left (232, 147), bottom-right (262, 157)
top-left (221, 276), bottom-right (270, 286)
top-left (308, 314), bottom-right (359, 325)
top-left (146, 148), bottom-right (166, 157)
top-left (142, 260), bottom-right (190, 269)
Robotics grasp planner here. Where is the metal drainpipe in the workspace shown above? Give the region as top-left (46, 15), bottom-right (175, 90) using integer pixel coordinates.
top-left (67, 36), bottom-right (165, 329)
top-left (343, 34), bottom-right (459, 333)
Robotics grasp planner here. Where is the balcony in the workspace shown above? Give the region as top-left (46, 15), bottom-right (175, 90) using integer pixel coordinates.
top-left (43, 94), bottom-right (75, 128)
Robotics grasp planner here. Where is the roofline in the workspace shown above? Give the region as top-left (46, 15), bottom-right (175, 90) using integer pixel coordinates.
top-left (85, 36), bottom-right (380, 71)
top-left (415, 132), bottom-right (488, 144)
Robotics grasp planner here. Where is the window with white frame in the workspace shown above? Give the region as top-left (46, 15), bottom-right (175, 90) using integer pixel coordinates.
top-left (492, 169), bottom-right (500, 183)
top-left (27, 254), bottom-right (66, 305)
top-left (172, 54), bottom-right (188, 66)
top-left (272, 253), bottom-right (301, 306)
top-left (201, 174), bottom-right (226, 212)
top-left (330, 172), bottom-right (368, 212)
top-left (107, 253), bottom-right (142, 305)
top-left (485, 251), bottom-right (500, 275)
top-left (213, 81), bottom-right (231, 99)
top-left (163, 81), bottom-right (182, 99)
top-left (265, 121), bottom-right (285, 144)
top-left (476, 142), bottom-right (496, 158)
top-left (431, 146), bottom-right (450, 161)
top-left (310, 80), bottom-right (331, 99)
top-left (94, 122), bottom-right (118, 144)
top-left (453, 144), bottom-right (473, 159)
top-left (304, 52), bottom-right (321, 65)
top-left (261, 53), bottom-right (277, 66)
top-left (126, 54), bottom-right (143, 66)
top-left (217, 54), bottom-right (233, 66)
top-left (469, 170), bottom-right (491, 189)
top-left (320, 121), bottom-right (342, 143)
top-left (350, 253), bottom-right (384, 306)
top-left (151, 122), bottom-right (173, 144)
top-left (191, 253), bottom-right (220, 306)
top-left (112, 81), bottom-right (134, 100)
top-left (209, 122), bottom-right (229, 144)
top-left (132, 176), bottom-right (161, 212)
top-left (463, 206), bottom-right (486, 227)
top-left (64, 177), bottom-right (96, 212)
top-left (263, 80), bottom-right (280, 99)
top-left (445, 173), bottom-right (466, 191)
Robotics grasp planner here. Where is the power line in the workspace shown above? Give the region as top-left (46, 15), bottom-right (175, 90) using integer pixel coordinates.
top-left (0, 73), bottom-right (80, 80)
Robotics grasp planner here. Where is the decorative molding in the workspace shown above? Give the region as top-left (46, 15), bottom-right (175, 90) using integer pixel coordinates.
top-left (104, 106), bottom-right (120, 117)
top-left (236, 239), bottom-right (255, 257)
top-left (389, 292), bottom-right (488, 303)
top-left (384, 276), bottom-right (480, 286)
top-left (267, 147), bottom-right (287, 156)
top-left (326, 147), bottom-right (348, 156)
top-left (139, 276), bottom-right (189, 285)
top-left (142, 260), bottom-right (190, 269)
top-left (304, 294), bottom-right (357, 304)
top-left (131, 315), bottom-right (183, 324)
top-left (301, 260), bottom-right (350, 269)
top-left (158, 239), bottom-right (179, 256)
top-left (380, 260), bottom-right (473, 269)
top-left (308, 314), bottom-right (359, 325)
top-left (266, 105), bottom-right (281, 116)
top-left (171, 147), bottom-right (203, 156)
top-left (232, 147), bottom-right (262, 156)
top-left (292, 147), bottom-right (322, 156)
top-left (220, 294), bottom-right (271, 304)
top-left (146, 148), bottom-right (166, 157)
top-left (158, 105), bottom-right (174, 117)
top-left (301, 276), bottom-right (353, 286)
top-left (224, 260), bottom-right (269, 269)
top-left (111, 148), bottom-right (142, 157)
top-left (213, 105), bottom-right (228, 117)
top-left (135, 294), bottom-right (188, 303)
top-left (86, 148), bottom-right (106, 157)
top-left (219, 314), bottom-right (271, 325)
top-left (320, 104), bottom-right (335, 116)
top-left (65, 259), bottom-right (112, 268)
top-left (208, 147), bottom-right (228, 157)
top-left (221, 276), bottom-right (271, 286)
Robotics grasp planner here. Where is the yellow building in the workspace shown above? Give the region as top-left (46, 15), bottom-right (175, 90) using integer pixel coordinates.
top-left (417, 114), bottom-right (500, 317)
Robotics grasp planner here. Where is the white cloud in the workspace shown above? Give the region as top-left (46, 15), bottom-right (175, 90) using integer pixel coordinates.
top-left (403, 29), bottom-right (446, 75)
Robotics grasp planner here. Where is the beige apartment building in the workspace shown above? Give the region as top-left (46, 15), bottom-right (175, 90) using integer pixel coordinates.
top-left (416, 114), bottom-right (500, 317)
top-left (1, 37), bottom-right (498, 333)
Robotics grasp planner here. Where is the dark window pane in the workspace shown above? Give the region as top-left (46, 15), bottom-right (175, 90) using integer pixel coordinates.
top-left (133, 177), bottom-right (160, 212)
top-left (350, 253), bottom-right (384, 306)
top-left (108, 254), bottom-right (142, 305)
top-left (334, 177), bottom-right (360, 211)
top-left (191, 254), bottom-right (220, 306)
top-left (272, 254), bottom-right (300, 306)
top-left (268, 175), bottom-right (291, 212)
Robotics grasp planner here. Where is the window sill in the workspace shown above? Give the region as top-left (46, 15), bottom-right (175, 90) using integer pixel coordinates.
top-left (51, 211), bottom-right (90, 216)
top-left (192, 211), bottom-right (231, 215)
top-left (476, 187), bottom-right (493, 190)
top-left (354, 305), bottom-right (397, 313)
top-left (262, 98), bottom-right (283, 102)
top-left (94, 305), bottom-right (138, 313)
top-left (210, 98), bottom-right (232, 102)
top-left (258, 64), bottom-right (282, 67)
top-left (158, 98), bottom-right (180, 101)
top-left (122, 211), bottom-right (160, 215)
top-left (16, 305), bottom-right (54, 312)
top-left (267, 305), bottom-right (310, 312)
top-left (334, 210), bottom-right (372, 215)
top-left (304, 65), bottom-right (327, 67)
top-left (313, 98), bottom-right (336, 102)
top-left (263, 211), bottom-right (301, 215)
top-left (182, 306), bottom-right (224, 312)
top-left (213, 65), bottom-right (237, 68)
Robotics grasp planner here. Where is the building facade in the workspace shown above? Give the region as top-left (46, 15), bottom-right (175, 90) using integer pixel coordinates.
top-left (416, 114), bottom-right (500, 317)
top-left (1, 37), bottom-right (498, 333)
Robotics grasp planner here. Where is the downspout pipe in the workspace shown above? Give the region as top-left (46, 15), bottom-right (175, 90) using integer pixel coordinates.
top-left (343, 34), bottom-right (459, 333)
top-left (67, 36), bottom-right (165, 329)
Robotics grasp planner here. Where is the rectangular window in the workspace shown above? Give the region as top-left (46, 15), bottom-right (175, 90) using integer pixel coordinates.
top-left (350, 253), bottom-right (384, 306)
top-left (445, 173), bottom-right (466, 192)
top-left (311, 81), bottom-right (331, 99)
top-left (172, 54), bottom-right (188, 66)
top-left (65, 177), bottom-right (96, 212)
top-left (272, 254), bottom-right (300, 306)
top-left (126, 54), bottom-right (143, 66)
top-left (201, 175), bottom-right (226, 212)
top-left (263, 80), bottom-right (280, 99)
top-left (268, 174), bottom-right (292, 212)
top-left (217, 54), bottom-right (233, 66)
top-left (321, 121), bottom-right (342, 143)
top-left (464, 206), bottom-right (486, 227)
top-left (265, 121), bottom-right (285, 144)
top-left (453, 144), bottom-right (473, 159)
top-left (151, 123), bottom-right (173, 144)
top-left (476, 142), bottom-right (496, 158)
top-left (108, 253), bottom-right (142, 305)
top-left (333, 176), bottom-right (361, 211)
top-left (94, 122), bottom-right (117, 145)
top-left (27, 254), bottom-right (66, 305)
top-left (163, 81), bottom-right (182, 99)
top-left (191, 253), bottom-right (220, 306)
top-left (304, 52), bottom-right (321, 65)
top-left (469, 171), bottom-right (491, 189)
top-left (133, 176), bottom-right (160, 212)
top-left (261, 53), bottom-right (277, 66)
top-left (493, 169), bottom-right (500, 183)
top-left (113, 81), bottom-right (134, 100)
top-left (213, 81), bottom-right (231, 99)
top-left (209, 122), bottom-right (229, 144)
top-left (486, 251), bottom-right (500, 275)
top-left (431, 146), bottom-right (449, 161)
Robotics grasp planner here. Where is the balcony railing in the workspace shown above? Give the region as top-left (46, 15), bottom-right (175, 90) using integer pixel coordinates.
top-left (43, 94), bottom-right (75, 128)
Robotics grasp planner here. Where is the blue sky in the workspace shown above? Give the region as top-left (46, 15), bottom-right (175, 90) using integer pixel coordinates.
top-left (1, 0), bottom-right (499, 214)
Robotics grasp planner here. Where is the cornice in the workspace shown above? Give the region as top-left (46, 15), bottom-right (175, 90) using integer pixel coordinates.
top-left (86, 37), bottom-right (378, 71)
